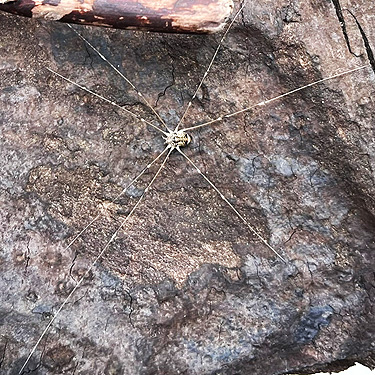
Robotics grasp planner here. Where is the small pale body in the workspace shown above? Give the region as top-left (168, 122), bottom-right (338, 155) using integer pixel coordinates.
top-left (165, 130), bottom-right (192, 149)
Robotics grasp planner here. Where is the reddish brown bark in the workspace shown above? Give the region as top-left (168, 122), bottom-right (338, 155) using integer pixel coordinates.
top-left (0, 0), bottom-right (234, 33)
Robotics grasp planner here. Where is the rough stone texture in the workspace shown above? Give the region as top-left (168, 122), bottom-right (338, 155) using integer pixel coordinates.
top-left (0, 1), bottom-right (374, 374)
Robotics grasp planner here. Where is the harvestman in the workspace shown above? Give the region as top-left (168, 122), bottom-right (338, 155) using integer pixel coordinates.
top-left (17, 3), bottom-right (371, 373)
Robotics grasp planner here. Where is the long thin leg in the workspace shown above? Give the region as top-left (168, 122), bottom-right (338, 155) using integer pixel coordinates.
top-left (63, 146), bottom-right (170, 253)
top-left (18, 146), bottom-right (173, 375)
top-left (46, 67), bottom-right (168, 136)
top-left (174, 3), bottom-right (245, 131)
top-left (182, 64), bottom-right (371, 132)
top-left (177, 148), bottom-right (286, 263)
top-left (67, 24), bottom-right (171, 132)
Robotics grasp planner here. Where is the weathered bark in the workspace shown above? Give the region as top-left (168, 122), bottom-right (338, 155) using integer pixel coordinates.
top-left (0, 1), bottom-right (374, 374)
top-left (0, 0), bottom-right (234, 33)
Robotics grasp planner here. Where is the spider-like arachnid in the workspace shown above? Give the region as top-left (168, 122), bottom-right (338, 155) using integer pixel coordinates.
top-left (0, 1), bottom-right (374, 374)
top-left (165, 129), bottom-right (192, 150)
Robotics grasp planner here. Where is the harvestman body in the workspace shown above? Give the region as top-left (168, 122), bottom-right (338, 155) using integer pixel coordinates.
top-left (15, 3), bottom-right (373, 373)
top-left (165, 129), bottom-right (192, 150)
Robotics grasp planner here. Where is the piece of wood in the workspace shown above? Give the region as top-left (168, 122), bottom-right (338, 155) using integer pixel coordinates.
top-left (0, 0), bottom-right (234, 33)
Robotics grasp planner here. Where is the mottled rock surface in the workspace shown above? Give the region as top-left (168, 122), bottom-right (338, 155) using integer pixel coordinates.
top-left (0, 1), bottom-right (374, 374)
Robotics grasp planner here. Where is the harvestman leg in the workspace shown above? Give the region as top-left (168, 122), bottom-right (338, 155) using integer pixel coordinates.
top-left (19, 30), bottom-right (176, 372)
top-left (44, 66), bottom-right (171, 256)
top-left (176, 65), bottom-right (372, 261)
top-left (171, 2), bottom-right (288, 259)
top-left (66, 24), bottom-right (171, 132)
top-left (18, 146), bottom-right (173, 374)
top-left (62, 147), bottom-right (170, 253)
top-left (175, 3), bottom-right (245, 131)
top-left (46, 45), bottom-right (173, 252)
top-left (177, 148), bottom-right (286, 262)
top-left (172, 5), bottom-right (372, 261)
top-left (182, 65), bottom-right (371, 132)
top-left (46, 67), bottom-right (167, 136)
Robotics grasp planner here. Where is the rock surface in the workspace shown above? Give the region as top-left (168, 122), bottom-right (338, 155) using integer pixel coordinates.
top-left (0, 1), bottom-right (374, 374)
